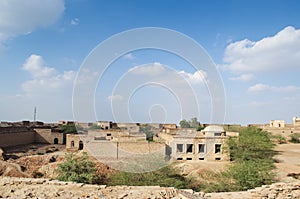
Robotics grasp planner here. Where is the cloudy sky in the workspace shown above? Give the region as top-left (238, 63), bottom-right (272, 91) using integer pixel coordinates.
top-left (1, 0), bottom-right (300, 125)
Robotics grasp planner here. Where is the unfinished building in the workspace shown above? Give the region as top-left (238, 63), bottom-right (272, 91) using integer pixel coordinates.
top-left (168, 125), bottom-right (234, 161)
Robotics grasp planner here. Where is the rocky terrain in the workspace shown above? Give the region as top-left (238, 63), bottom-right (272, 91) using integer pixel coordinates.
top-left (0, 177), bottom-right (299, 199)
top-left (0, 145), bottom-right (114, 180)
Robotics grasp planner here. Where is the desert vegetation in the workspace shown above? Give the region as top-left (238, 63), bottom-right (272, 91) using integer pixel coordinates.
top-left (56, 127), bottom-right (277, 192)
top-left (56, 152), bottom-right (97, 184)
top-left (194, 127), bottom-right (276, 192)
top-left (289, 133), bottom-right (300, 143)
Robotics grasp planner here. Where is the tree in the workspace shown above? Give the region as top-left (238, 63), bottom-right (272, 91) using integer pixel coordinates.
top-left (56, 152), bottom-right (97, 184)
top-left (140, 124), bottom-right (154, 141)
top-left (179, 119), bottom-right (190, 128)
top-left (179, 117), bottom-right (202, 129)
top-left (57, 124), bottom-right (77, 133)
top-left (189, 117), bottom-right (200, 128)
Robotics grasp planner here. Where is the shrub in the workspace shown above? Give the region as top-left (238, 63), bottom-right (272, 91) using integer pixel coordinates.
top-left (271, 134), bottom-right (287, 144)
top-left (57, 124), bottom-right (77, 133)
top-left (89, 124), bottom-right (101, 130)
top-left (108, 166), bottom-right (188, 189)
top-left (197, 127), bottom-right (276, 192)
top-left (290, 133), bottom-right (300, 143)
top-left (56, 152), bottom-right (97, 184)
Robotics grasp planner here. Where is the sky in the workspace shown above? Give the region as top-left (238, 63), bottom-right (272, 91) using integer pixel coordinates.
top-left (1, 0), bottom-right (300, 125)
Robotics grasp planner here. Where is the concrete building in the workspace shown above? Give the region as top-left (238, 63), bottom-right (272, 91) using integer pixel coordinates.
top-left (96, 121), bottom-right (112, 130)
top-left (169, 125), bottom-right (232, 162)
top-left (270, 120), bottom-right (285, 128)
top-left (116, 123), bottom-right (140, 133)
top-left (293, 117), bottom-right (300, 127)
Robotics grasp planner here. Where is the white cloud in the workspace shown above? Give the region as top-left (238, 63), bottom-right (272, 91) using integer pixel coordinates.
top-left (107, 94), bottom-right (123, 101)
top-left (22, 54), bottom-right (57, 78)
top-left (21, 54), bottom-right (76, 94)
top-left (178, 70), bottom-right (207, 84)
top-left (122, 53), bottom-right (135, 60)
top-left (70, 18), bottom-right (79, 26)
top-left (0, 0), bottom-right (64, 50)
top-left (223, 26), bottom-right (300, 73)
top-left (248, 83), bottom-right (300, 93)
top-left (128, 62), bottom-right (166, 76)
top-left (229, 73), bottom-right (254, 82)
top-left (0, 54), bottom-right (76, 121)
top-left (107, 63), bottom-right (211, 123)
top-left (128, 62), bottom-right (207, 85)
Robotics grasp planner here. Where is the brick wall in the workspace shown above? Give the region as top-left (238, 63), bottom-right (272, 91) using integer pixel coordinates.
top-left (0, 131), bottom-right (35, 148)
top-left (34, 129), bottom-right (64, 144)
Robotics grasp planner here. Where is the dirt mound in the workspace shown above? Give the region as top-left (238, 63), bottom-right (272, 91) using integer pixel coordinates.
top-left (8, 154), bottom-right (65, 178)
top-left (0, 160), bottom-right (28, 177)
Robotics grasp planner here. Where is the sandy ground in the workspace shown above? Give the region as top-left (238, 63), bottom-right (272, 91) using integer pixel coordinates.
top-left (274, 143), bottom-right (300, 182)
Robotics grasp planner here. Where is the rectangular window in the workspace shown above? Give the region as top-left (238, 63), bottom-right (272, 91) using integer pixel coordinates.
top-left (198, 144), bottom-right (205, 153)
top-left (214, 132), bottom-right (222, 136)
top-left (186, 144), bottom-right (193, 153)
top-left (176, 144), bottom-right (183, 153)
top-left (215, 144), bottom-right (221, 154)
top-left (215, 157), bottom-right (221, 161)
top-left (199, 157), bottom-right (204, 160)
top-left (187, 157), bottom-right (192, 160)
top-left (177, 157), bottom-right (183, 160)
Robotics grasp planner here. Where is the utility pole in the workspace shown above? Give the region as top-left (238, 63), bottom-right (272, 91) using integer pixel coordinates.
top-left (33, 106), bottom-right (37, 122)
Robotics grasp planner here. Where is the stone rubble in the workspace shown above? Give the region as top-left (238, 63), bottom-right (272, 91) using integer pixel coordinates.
top-left (0, 177), bottom-right (299, 199)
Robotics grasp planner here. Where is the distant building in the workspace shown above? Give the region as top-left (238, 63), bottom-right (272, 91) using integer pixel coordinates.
top-left (293, 117), bottom-right (300, 127)
top-left (270, 120), bottom-right (285, 128)
top-left (169, 125), bottom-right (235, 162)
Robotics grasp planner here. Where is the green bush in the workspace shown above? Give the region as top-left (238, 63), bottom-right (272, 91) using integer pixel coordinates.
top-left (57, 124), bottom-right (77, 133)
top-left (271, 134), bottom-right (287, 144)
top-left (197, 127), bottom-right (276, 192)
top-left (56, 152), bottom-right (97, 184)
top-left (108, 166), bottom-right (188, 189)
top-left (228, 127), bottom-right (275, 161)
top-left (290, 133), bottom-right (300, 143)
top-left (90, 124), bottom-right (101, 129)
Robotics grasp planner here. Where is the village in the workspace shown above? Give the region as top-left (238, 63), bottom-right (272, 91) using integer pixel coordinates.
top-left (0, 117), bottom-right (300, 198)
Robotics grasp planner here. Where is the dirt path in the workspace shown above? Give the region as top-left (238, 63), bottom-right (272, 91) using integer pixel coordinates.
top-left (274, 143), bottom-right (300, 182)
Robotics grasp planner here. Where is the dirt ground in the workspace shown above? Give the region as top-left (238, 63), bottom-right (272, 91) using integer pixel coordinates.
top-left (274, 143), bottom-right (300, 182)
top-left (173, 160), bottom-right (230, 180)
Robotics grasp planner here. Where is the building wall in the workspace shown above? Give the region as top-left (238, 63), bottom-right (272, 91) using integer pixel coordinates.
top-left (66, 134), bottom-right (166, 161)
top-left (117, 123), bottom-right (140, 133)
top-left (0, 131), bottom-right (35, 148)
top-left (270, 120), bottom-right (285, 128)
top-left (97, 121), bottom-right (112, 129)
top-left (293, 117), bottom-right (300, 126)
top-left (34, 128), bottom-right (64, 144)
top-left (170, 137), bottom-right (229, 162)
top-left (118, 141), bottom-right (165, 154)
top-left (162, 124), bottom-right (177, 129)
top-left (66, 134), bottom-right (84, 149)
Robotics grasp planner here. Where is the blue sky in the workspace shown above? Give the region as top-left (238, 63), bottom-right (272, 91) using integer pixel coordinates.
top-left (1, 0), bottom-right (300, 125)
